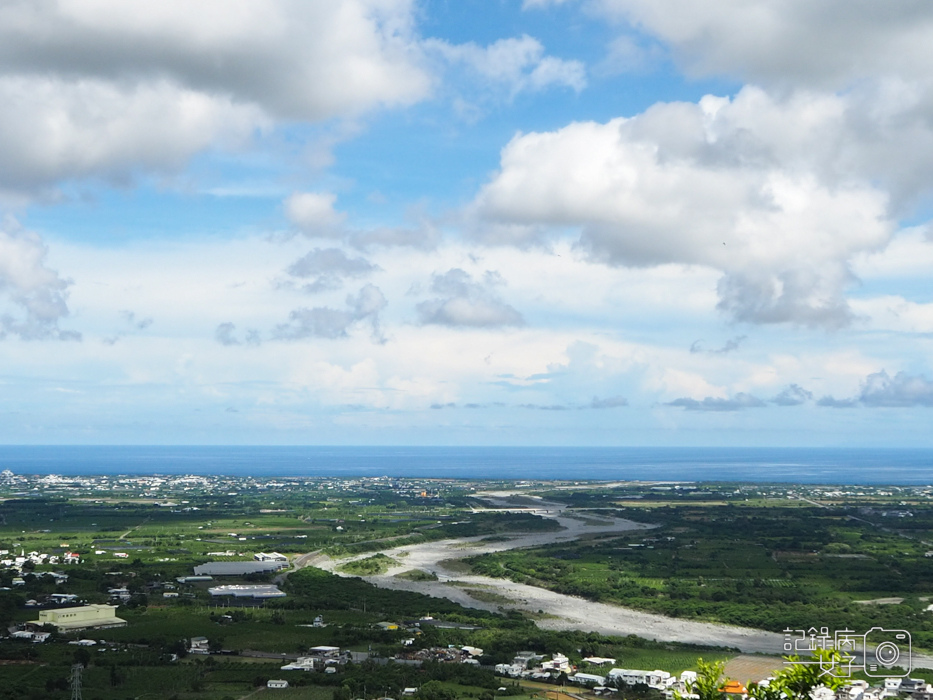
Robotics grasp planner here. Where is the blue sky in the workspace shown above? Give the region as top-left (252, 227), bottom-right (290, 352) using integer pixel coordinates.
top-left (2, 0), bottom-right (933, 446)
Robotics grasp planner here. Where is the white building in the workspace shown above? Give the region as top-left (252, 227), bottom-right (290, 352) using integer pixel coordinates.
top-left (541, 653), bottom-right (572, 673)
top-left (281, 658), bottom-right (318, 671)
top-left (609, 669), bottom-right (649, 686)
top-left (255, 552), bottom-right (288, 562)
top-left (571, 673), bottom-right (607, 686)
top-left (189, 637), bottom-right (210, 655)
top-left (11, 630), bottom-right (51, 643)
top-left (584, 657), bottom-right (617, 666)
top-left (207, 584), bottom-right (286, 600)
top-left (30, 604), bottom-right (127, 632)
top-left (648, 670), bottom-right (673, 688)
top-left (48, 593), bottom-right (79, 605)
top-left (108, 587), bottom-right (131, 602)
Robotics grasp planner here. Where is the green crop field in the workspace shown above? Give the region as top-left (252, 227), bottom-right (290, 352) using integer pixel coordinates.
top-left (0, 476), bottom-right (928, 698)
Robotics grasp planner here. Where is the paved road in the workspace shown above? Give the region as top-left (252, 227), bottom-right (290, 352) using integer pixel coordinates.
top-left (273, 549), bottom-right (322, 585)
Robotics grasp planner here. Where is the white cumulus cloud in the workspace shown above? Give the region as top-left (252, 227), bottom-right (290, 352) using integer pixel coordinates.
top-left (425, 34), bottom-right (585, 98)
top-left (417, 269), bottom-right (524, 328)
top-left (0, 0), bottom-right (429, 193)
top-left (0, 221), bottom-right (78, 340)
top-left (475, 87), bottom-right (901, 327)
top-left (589, 1), bottom-right (933, 89)
top-left (285, 192), bottom-right (347, 238)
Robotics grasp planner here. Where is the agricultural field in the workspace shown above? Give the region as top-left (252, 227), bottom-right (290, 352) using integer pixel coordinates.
top-left (0, 474), bottom-right (929, 698)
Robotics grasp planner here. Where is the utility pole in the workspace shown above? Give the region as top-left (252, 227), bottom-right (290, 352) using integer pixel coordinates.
top-left (70, 663), bottom-right (83, 700)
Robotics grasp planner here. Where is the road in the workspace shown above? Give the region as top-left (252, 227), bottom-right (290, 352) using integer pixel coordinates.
top-left (273, 549), bottom-right (322, 585)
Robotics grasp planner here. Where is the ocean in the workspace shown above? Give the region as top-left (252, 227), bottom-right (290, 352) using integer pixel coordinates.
top-left (0, 445), bottom-right (930, 484)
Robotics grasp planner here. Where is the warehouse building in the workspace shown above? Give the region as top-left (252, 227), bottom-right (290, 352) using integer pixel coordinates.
top-left (208, 584), bottom-right (286, 606)
top-left (30, 604), bottom-right (127, 632)
top-left (193, 561), bottom-right (285, 576)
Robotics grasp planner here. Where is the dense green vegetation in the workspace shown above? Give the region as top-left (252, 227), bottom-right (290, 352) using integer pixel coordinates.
top-left (282, 566), bottom-right (508, 624)
top-left (0, 476), bottom-right (930, 698)
top-left (0, 562), bottom-right (728, 699)
top-left (338, 553), bottom-right (398, 575)
top-left (467, 501), bottom-right (933, 648)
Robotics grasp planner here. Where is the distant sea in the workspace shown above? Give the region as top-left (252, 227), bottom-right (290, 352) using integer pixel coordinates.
top-left (0, 446), bottom-right (930, 485)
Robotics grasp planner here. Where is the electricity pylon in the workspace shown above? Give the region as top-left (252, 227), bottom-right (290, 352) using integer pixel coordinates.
top-left (70, 663), bottom-right (83, 700)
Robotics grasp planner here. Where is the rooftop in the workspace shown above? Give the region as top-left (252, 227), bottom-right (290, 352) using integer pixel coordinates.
top-left (208, 584), bottom-right (286, 599)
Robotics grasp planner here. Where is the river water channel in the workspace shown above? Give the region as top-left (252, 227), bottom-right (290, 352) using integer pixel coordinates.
top-left (312, 493), bottom-right (932, 670)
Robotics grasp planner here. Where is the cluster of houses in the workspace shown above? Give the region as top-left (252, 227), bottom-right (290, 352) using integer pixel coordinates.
top-left (768, 677), bottom-right (933, 700)
top-left (695, 676), bottom-right (933, 700)
top-left (493, 654), bottom-right (933, 700)
top-left (9, 629), bottom-right (52, 643)
top-left (0, 548), bottom-right (79, 570)
top-left (0, 547), bottom-right (80, 590)
top-left (9, 570), bottom-right (70, 589)
top-left (496, 651), bottom-right (588, 685)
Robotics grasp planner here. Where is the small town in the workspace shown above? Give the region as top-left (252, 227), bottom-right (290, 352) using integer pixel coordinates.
top-left (4, 0), bottom-right (933, 697)
top-left (0, 471), bottom-right (930, 698)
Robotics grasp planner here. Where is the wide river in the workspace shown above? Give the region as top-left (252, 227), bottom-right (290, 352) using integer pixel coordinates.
top-left (311, 492), bottom-right (932, 670)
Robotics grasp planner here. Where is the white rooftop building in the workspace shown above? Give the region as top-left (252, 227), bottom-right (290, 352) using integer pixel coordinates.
top-left (255, 552), bottom-right (288, 562)
top-left (208, 584), bottom-right (286, 599)
top-left (571, 673), bottom-right (608, 686)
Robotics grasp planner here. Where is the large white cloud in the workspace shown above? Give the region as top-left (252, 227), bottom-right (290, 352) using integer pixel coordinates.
top-left (0, 0), bottom-right (429, 192)
top-left (576, 1), bottom-right (933, 89)
top-left (0, 1), bottom-right (589, 194)
top-left (518, 0), bottom-right (933, 229)
top-left (0, 221), bottom-right (77, 340)
top-left (0, 76), bottom-right (263, 192)
top-left (475, 87), bottom-right (902, 326)
top-left (0, 0), bottom-right (427, 119)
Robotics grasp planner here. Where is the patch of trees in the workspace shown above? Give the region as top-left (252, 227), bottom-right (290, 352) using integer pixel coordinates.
top-left (282, 566), bottom-right (505, 624)
top-left (465, 504), bottom-right (933, 641)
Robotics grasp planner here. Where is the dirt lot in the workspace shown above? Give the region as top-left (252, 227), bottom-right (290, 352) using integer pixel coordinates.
top-left (724, 655), bottom-right (786, 683)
